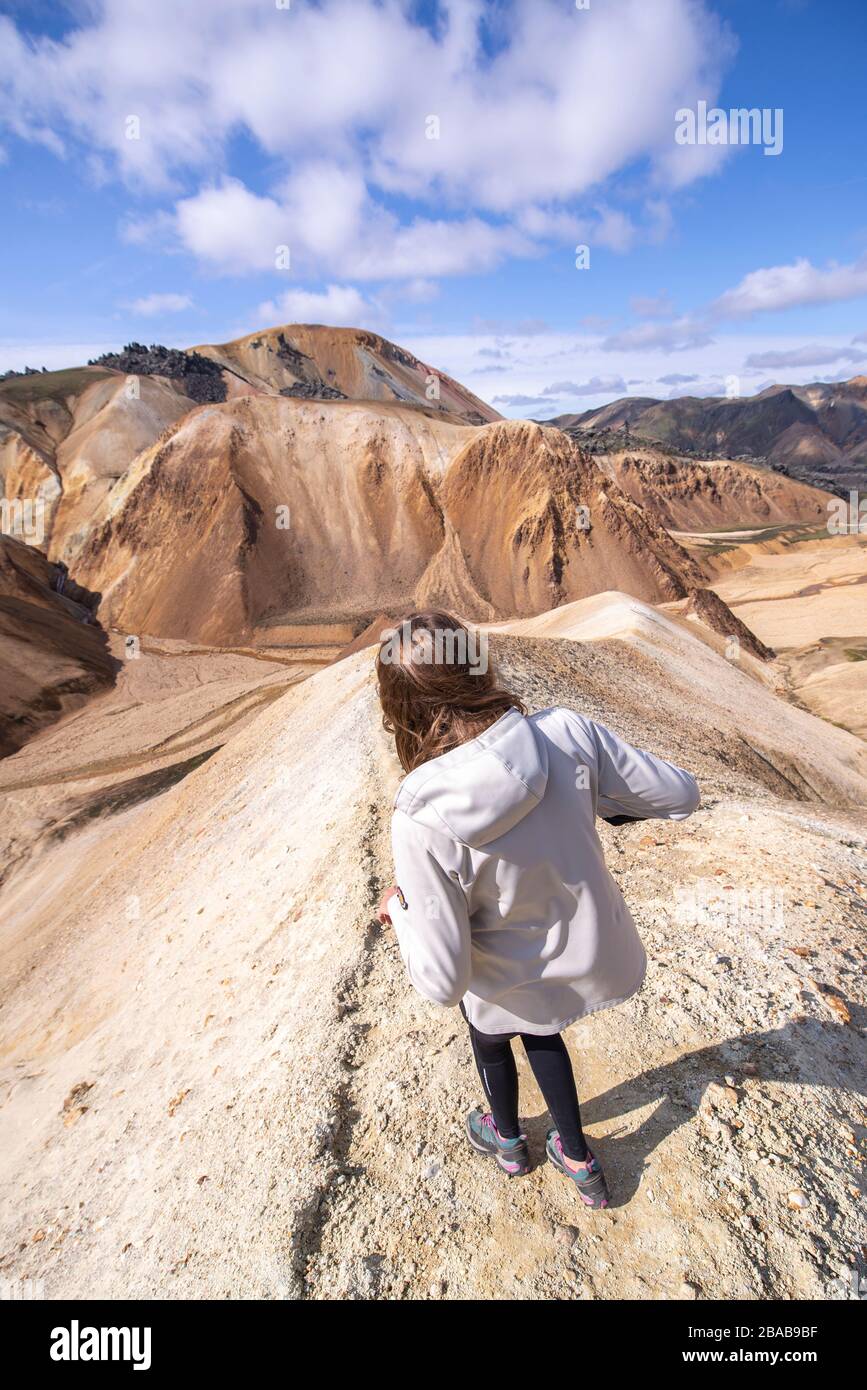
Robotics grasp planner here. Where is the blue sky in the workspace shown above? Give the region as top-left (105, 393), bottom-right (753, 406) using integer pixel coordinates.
top-left (1, 0), bottom-right (866, 416)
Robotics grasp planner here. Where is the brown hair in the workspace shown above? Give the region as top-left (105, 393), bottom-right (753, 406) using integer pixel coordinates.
top-left (375, 610), bottom-right (524, 773)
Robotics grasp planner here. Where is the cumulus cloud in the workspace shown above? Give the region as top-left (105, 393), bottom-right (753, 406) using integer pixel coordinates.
top-left (0, 0), bottom-right (735, 281)
top-left (370, 1), bottom-right (735, 211)
top-left (712, 255), bottom-right (867, 319)
top-left (171, 180), bottom-right (291, 275)
top-left (256, 284), bottom-right (383, 330)
top-left (657, 372), bottom-right (699, 384)
top-left (146, 169), bottom-right (533, 281)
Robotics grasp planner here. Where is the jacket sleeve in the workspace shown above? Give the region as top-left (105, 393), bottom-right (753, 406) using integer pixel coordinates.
top-left (590, 720), bottom-right (700, 822)
top-left (387, 809), bottom-right (472, 1008)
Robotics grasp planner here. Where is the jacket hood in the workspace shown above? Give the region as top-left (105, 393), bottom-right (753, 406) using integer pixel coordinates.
top-left (394, 708), bottom-right (549, 849)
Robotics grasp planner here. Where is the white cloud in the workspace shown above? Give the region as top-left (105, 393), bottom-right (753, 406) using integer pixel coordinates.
top-left (712, 255), bottom-right (867, 319)
top-left (515, 201), bottom-right (672, 256)
top-left (743, 342), bottom-right (867, 369)
top-left (600, 317), bottom-right (714, 352)
top-left (342, 214), bottom-right (534, 280)
top-left (589, 207), bottom-right (638, 254)
top-left (371, 0), bottom-right (734, 212)
top-left (256, 284), bottom-right (383, 330)
top-left (652, 125), bottom-right (738, 190)
top-left (150, 169), bottom-right (533, 281)
top-left (273, 162), bottom-right (369, 265)
top-left (491, 393), bottom-right (551, 408)
top-left (541, 375), bottom-right (628, 397)
top-left (173, 180), bottom-right (290, 274)
top-left (605, 256), bottom-right (867, 358)
top-left (0, 0), bottom-right (734, 281)
top-left (127, 292), bottom-right (193, 315)
top-left (643, 197), bottom-right (675, 244)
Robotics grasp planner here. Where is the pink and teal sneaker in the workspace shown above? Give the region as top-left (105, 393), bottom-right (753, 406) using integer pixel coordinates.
top-left (545, 1129), bottom-right (610, 1208)
top-left (465, 1108), bottom-right (530, 1177)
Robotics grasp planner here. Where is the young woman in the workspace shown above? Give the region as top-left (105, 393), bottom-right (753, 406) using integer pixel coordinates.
top-left (376, 610), bottom-right (700, 1209)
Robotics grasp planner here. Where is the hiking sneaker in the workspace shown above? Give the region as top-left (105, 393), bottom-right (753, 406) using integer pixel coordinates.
top-left (545, 1129), bottom-right (610, 1208)
top-left (465, 1108), bottom-right (530, 1176)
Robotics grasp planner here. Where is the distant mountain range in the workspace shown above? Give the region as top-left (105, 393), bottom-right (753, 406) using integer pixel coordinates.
top-left (546, 376), bottom-right (867, 496)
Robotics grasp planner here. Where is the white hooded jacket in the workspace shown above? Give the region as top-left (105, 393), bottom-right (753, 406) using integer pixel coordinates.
top-left (387, 706), bottom-right (700, 1034)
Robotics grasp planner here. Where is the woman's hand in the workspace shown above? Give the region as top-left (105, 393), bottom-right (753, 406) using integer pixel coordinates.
top-left (377, 885), bottom-right (398, 925)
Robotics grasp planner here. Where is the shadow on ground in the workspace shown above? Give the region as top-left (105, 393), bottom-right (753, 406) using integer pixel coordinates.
top-left (514, 1005), bottom-right (865, 1208)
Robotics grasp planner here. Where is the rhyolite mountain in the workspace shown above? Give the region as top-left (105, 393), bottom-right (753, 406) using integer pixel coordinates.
top-left (189, 324), bottom-right (502, 425)
top-left (67, 402), bottom-right (708, 645)
top-left (0, 323), bottom-right (842, 673)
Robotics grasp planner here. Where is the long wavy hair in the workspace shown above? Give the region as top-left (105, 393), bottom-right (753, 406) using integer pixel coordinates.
top-left (376, 610), bottom-right (524, 773)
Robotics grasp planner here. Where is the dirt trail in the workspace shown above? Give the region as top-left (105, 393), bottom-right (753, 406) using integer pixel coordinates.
top-left (309, 800), bottom-right (866, 1301)
top-left (301, 640), bottom-right (866, 1301)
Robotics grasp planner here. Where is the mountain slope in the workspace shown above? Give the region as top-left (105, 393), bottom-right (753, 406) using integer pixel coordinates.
top-left (437, 420), bottom-right (704, 615)
top-left (0, 368), bottom-right (196, 559)
top-left (552, 376), bottom-right (867, 494)
top-left (0, 326), bottom-right (501, 574)
top-left (589, 441), bottom-right (832, 531)
top-left (68, 401), bottom-right (705, 644)
top-left (191, 324), bottom-right (502, 425)
top-left (0, 536), bottom-right (117, 757)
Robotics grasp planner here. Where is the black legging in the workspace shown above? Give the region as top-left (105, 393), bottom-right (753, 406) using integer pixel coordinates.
top-left (461, 1004), bottom-right (588, 1161)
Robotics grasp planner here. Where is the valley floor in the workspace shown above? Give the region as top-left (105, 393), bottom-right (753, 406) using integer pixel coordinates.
top-left (689, 529), bottom-right (867, 741)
